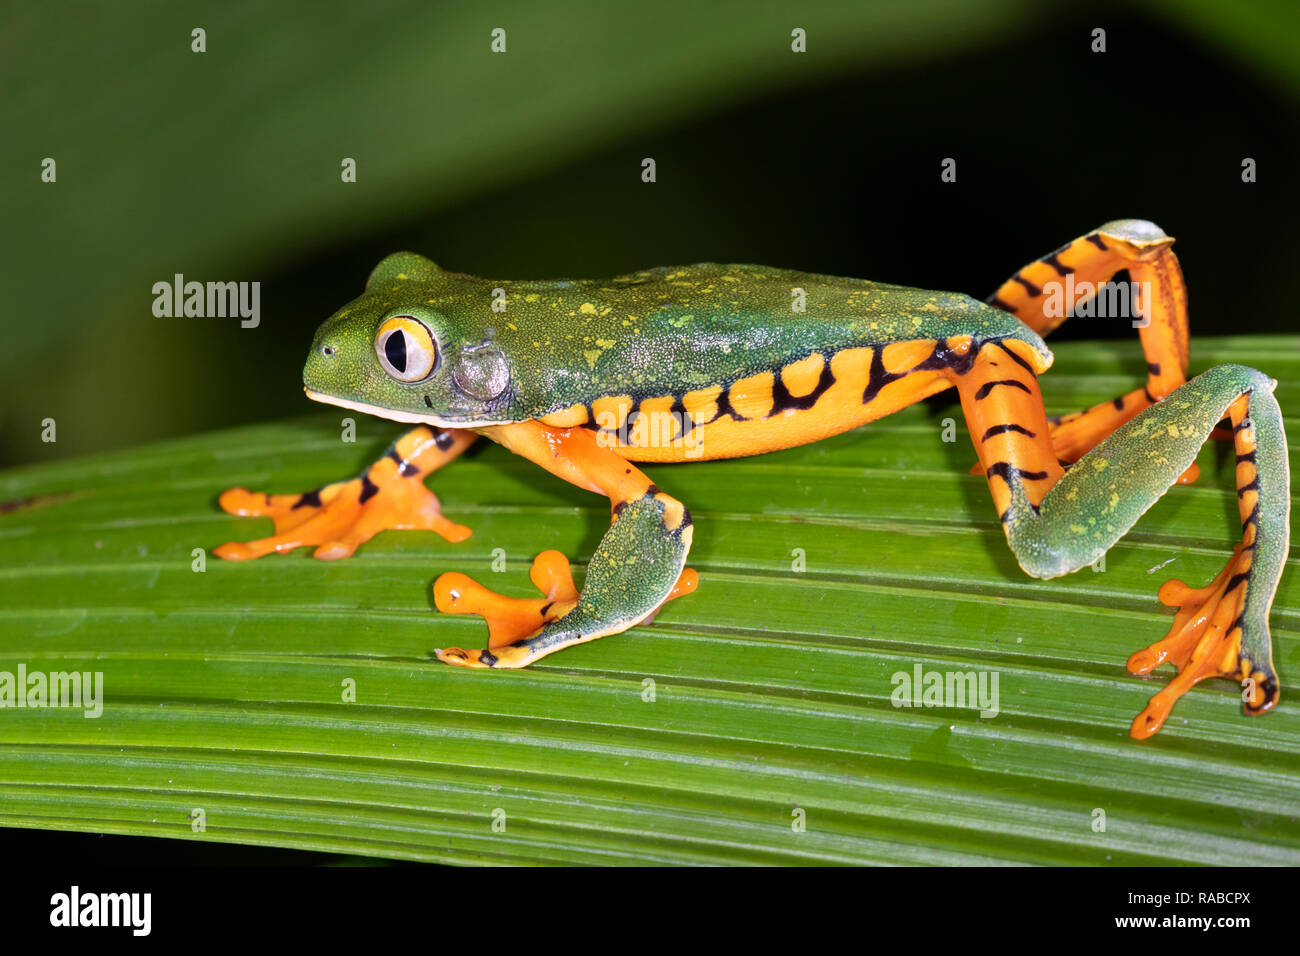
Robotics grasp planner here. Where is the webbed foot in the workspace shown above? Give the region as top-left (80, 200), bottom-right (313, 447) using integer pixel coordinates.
top-left (216, 426), bottom-right (475, 560)
top-left (1127, 546), bottom-right (1279, 738)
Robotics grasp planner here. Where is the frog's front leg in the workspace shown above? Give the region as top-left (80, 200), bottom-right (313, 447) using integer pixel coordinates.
top-left (434, 550), bottom-right (697, 650)
top-left (216, 425), bottom-right (476, 560)
top-left (434, 422), bottom-right (694, 669)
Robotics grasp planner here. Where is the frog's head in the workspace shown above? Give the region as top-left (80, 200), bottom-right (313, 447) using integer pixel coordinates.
top-left (302, 252), bottom-right (514, 427)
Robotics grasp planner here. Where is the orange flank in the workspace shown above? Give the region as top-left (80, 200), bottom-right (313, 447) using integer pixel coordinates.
top-left (555, 337), bottom-right (979, 464)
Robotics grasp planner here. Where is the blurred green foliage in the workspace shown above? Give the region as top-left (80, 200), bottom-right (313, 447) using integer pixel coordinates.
top-left (2, 0), bottom-right (1298, 467)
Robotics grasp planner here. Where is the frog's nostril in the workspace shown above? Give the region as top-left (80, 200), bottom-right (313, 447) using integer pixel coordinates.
top-left (322, 345), bottom-right (336, 357)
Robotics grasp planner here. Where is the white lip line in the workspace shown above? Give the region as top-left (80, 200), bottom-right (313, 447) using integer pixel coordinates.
top-left (303, 387), bottom-right (506, 429)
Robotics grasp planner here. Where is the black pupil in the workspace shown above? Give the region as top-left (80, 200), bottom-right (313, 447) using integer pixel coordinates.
top-left (384, 330), bottom-right (407, 373)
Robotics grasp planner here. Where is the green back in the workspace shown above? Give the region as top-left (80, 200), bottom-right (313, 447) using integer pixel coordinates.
top-left (302, 252), bottom-right (1052, 426)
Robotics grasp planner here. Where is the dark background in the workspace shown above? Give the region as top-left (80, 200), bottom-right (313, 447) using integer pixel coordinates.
top-left (2, 0), bottom-right (1297, 471)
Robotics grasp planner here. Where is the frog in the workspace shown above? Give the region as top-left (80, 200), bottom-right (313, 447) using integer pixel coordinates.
top-left (216, 219), bottom-right (1289, 740)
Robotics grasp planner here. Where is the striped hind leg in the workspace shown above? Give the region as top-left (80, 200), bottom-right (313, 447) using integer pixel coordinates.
top-left (951, 344), bottom-right (1289, 738)
top-left (987, 220), bottom-right (1201, 471)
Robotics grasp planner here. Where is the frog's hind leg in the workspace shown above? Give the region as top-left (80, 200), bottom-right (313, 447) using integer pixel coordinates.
top-left (986, 220), bottom-right (1206, 473)
top-left (435, 422), bottom-right (697, 669)
top-left (953, 346), bottom-right (1288, 737)
top-left (216, 425), bottom-right (476, 560)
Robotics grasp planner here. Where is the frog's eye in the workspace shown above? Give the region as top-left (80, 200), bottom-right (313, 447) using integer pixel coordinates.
top-left (375, 316), bottom-right (438, 382)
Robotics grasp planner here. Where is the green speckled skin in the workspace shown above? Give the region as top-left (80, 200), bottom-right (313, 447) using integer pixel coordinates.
top-left (303, 251), bottom-right (1052, 426)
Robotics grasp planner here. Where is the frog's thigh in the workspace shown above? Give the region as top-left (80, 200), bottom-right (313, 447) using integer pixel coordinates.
top-left (436, 422), bottom-right (693, 669)
top-left (987, 220), bottom-right (1195, 465)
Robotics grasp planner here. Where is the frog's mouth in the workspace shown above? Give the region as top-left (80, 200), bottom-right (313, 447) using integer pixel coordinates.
top-left (303, 387), bottom-right (505, 429)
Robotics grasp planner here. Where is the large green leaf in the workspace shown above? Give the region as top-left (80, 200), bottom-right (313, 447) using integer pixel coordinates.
top-left (1, 337), bottom-right (1297, 864)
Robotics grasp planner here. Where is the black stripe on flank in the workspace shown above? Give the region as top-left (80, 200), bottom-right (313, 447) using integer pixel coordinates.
top-left (1242, 502), bottom-right (1260, 530)
top-left (1147, 362), bottom-right (1162, 377)
top-left (582, 402), bottom-right (625, 436)
top-left (1238, 478), bottom-right (1260, 496)
top-left (1112, 396), bottom-right (1125, 411)
top-left (1237, 450), bottom-right (1258, 465)
top-left (915, 338), bottom-right (979, 376)
top-left (670, 393), bottom-right (691, 439)
top-left (478, 650), bottom-right (499, 667)
top-left (1085, 233), bottom-right (1109, 251)
top-left (622, 407), bottom-right (642, 444)
top-left (705, 385), bottom-right (748, 424)
top-left (988, 296), bottom-right (1018, 313)
top-left (862, 348), bottom-right (904, 405)
top-left (982, 423), bottom-right (1036, 441)
top-left (433, 428), bottom-right (456, 452)
top-left (358, 474), bottom-right (380, 504)
top-left (974, 379), bottom-right (1031, 400)
top-left (770, 354), bottom-right (836, 415)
